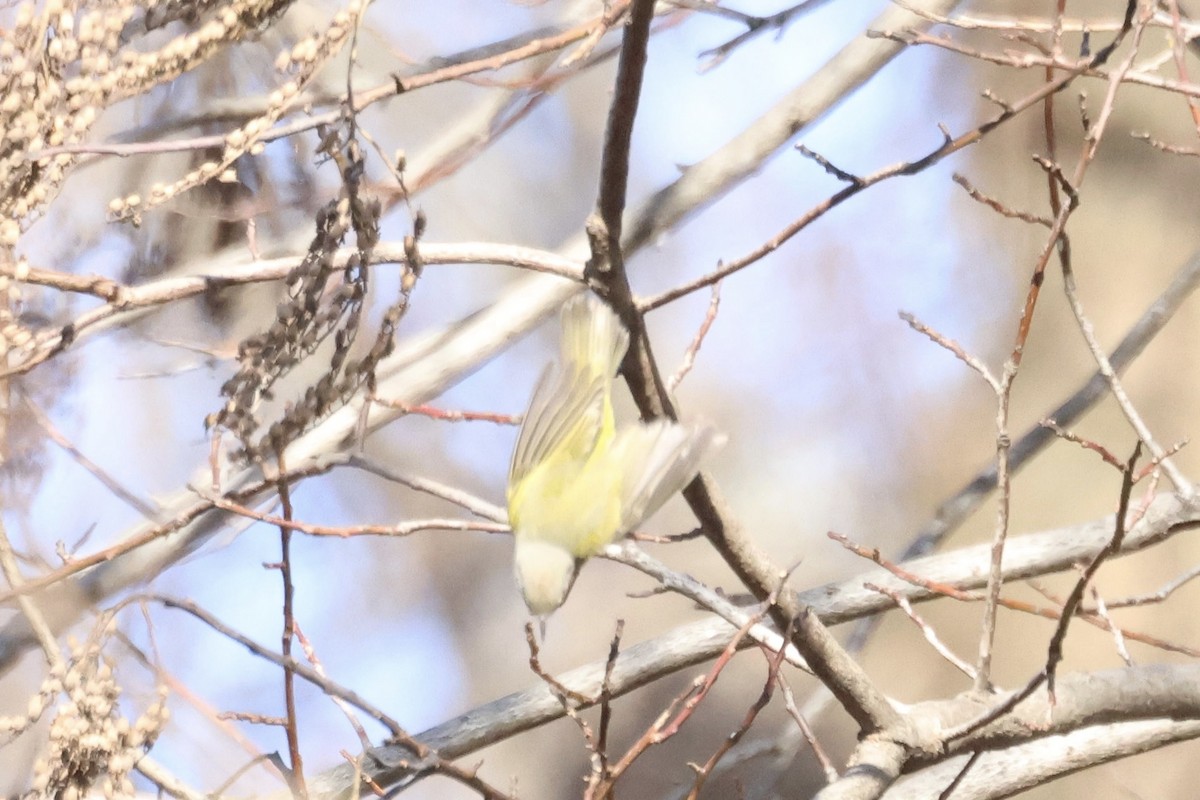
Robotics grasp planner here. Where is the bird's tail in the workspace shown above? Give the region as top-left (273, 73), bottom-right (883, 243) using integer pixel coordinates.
top-left (613, 420), bottom-right (725, 537)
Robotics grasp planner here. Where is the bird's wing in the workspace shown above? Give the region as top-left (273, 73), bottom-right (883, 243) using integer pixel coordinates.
top-left (509, 363), bottom-right (604, 488)
top-left (560, 294), bottom-right (629, 380)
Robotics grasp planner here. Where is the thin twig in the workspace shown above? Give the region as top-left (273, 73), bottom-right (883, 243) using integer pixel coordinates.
top-left (904, 246), bottom-right (1200, 558)
top-left (1044, 444), bottom-right (1141, 700)
top-left (0, 518), bottom-right (62, 669)
top-left (1089, 586), bottom-right (1133, 666)
top-left (1105, 563), bottom-right (1200, 608)
top-left (667, 281), bottom-right (722, 393)
top-left (590, 620), bottom-right (625, 792)
top-left (20, 392), bottom-right (160, 518)
top-left (345, 454), bottom-right (506, 520)
top-left (375, 400), bottom-right (520, 425)
top-left (867, 582), bottom-right (977, 681)
top-left (593, 605), bottom-right (769, 796)
top-left (640, 12), bottom-right (1135, 313)
top-left (899, 311), bottom-right (999, 390)
top-left (831, 530), bottom-right (1200, 657)
top-left (973, 0), bottom-right (1141, 692)
top-left (202, 493), bottom-right (507, 538)
top-left (778, 676), bottom-right (839, 783)
top-left (273, 455), bottom-right (306, 797)
top-left (686, 621), bottom-right (793, 799)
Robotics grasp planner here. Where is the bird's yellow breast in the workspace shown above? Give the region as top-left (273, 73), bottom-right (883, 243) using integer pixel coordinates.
top-left (507, 434), bottom-right (626, 558)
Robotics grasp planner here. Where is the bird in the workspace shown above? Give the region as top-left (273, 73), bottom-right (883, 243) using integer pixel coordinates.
top-left (506, 293), bottom-right (721, 622)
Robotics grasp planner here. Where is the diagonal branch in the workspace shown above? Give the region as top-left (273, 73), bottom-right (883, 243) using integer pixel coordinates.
top-left (303, 493), bottom-right (1200, 798)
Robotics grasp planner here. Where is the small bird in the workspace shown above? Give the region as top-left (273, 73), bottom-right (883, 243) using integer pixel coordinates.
top-left (506, 293), bottom-right (721, 621)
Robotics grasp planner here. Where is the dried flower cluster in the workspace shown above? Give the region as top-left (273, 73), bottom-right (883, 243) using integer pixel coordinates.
top-left (208, 134), bottom-right (422, 461)
top-left (2, 0), bottom-right (305, 237)
top-left (0, 641), bottom-right (169, 799)
top-left (109, 0), bottom-right (368, 224)
top-left (0, 0), bottom-right (364, 370)
top-left (0, 258), bottom-right (37, 357)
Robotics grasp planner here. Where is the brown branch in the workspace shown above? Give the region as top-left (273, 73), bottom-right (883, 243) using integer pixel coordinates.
top-left (0, 242), bottom-right (584, 379)
top-left (28, 10), bottom-right (628, 162)
top-left (685, 628), bottom-right (792, 799)
top-left (587, 1), bottom-right (903, 741)
top-left (831, 530), bottom-right (1200, 657)
top-left (273, 456), bottom-right (306, 797)
top-left (584, 0), bottom-right (655, 289)
top-left (643, 1), bottom-right (1136, 313)
top-left (905, 246), bottom-right (1200, 559)
top-left (304, 493), bottom-right (1200, 796)
top-left (1045, 444), bottom-right (1141, 700)
top-left (584, 0), bottom-right (918, 739)
top-left (590, 620), bottom-right (625, 793)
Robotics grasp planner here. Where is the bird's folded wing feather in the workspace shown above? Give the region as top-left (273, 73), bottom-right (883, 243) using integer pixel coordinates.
top-left (509, 364), bottom-right (605, 487)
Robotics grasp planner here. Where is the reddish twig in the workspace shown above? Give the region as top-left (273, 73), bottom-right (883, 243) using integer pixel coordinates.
top-left (375, 399), bottom-right (520, 425)
top-left (777, 676), bottom-right (839, 783)
top-left (273, 453), bottom-right (306, 797)
top-left (830, 531), bottom-right (1200, 657)
top-left (866, 582), bottom-right (977, 681)
top-left (667, 280), bottom-right (722, 392)
top-left (1040, 419), bottom-right (1125, 469)
top-left (686, 622), bottom-right (793, 799)
top-left (951, 172), bottom-right (1052, 227)
top-left (898, 311), bottom-right (999, 390)
top-left (592, 605), bottom-right (767, 797)
top-left (204, 493), bottom-right (507, 538)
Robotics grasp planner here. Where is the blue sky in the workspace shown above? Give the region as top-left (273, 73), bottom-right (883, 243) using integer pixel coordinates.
top-left (4, 2), bottom-right (1033, 794)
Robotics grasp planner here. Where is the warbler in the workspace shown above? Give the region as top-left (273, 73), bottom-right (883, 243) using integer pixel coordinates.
top-left (506, 294), bottom-right (720, 619)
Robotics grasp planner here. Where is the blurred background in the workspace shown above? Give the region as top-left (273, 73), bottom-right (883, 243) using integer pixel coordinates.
top-left (3, 0), bottom-right (1200, 797)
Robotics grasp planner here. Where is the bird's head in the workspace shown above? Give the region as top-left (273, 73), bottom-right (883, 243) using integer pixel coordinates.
top-left (513, 538), bottom-right (579, 618)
